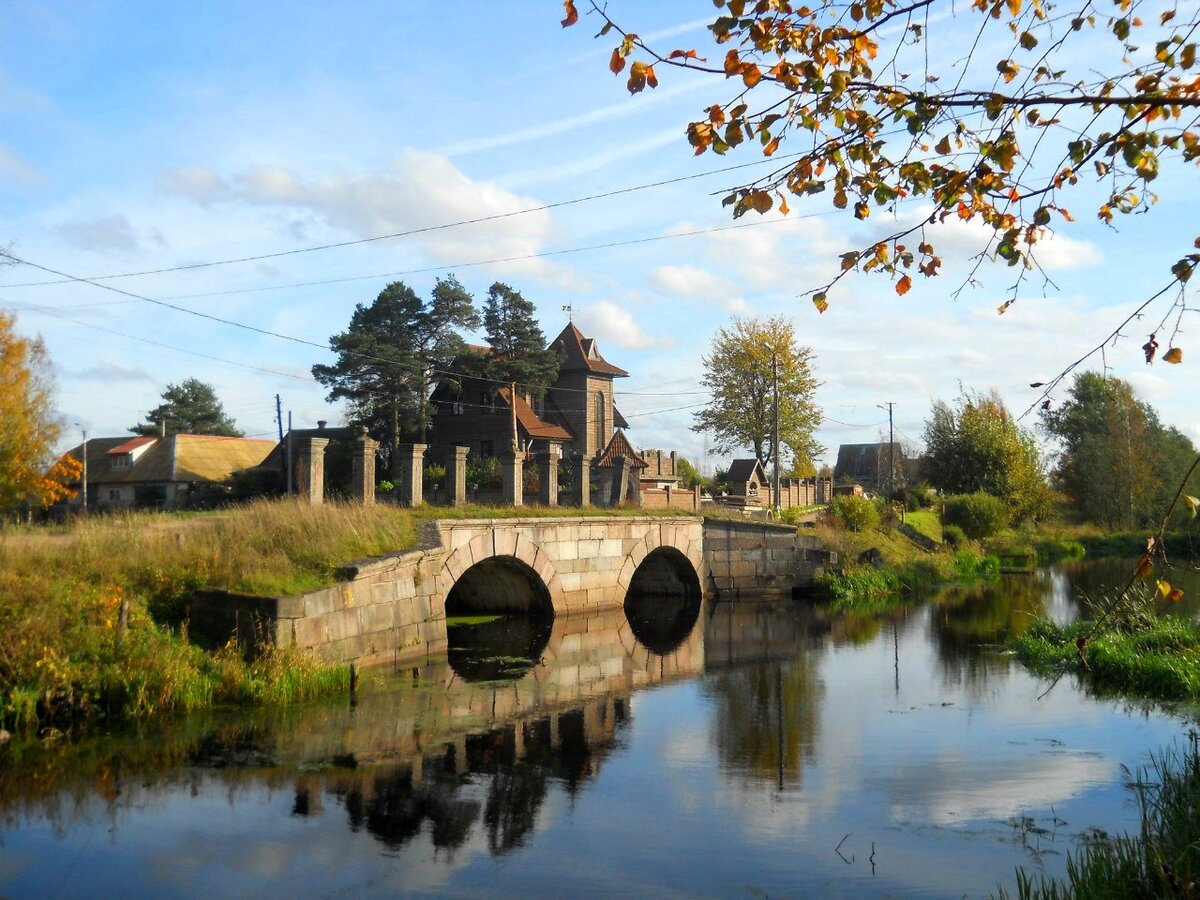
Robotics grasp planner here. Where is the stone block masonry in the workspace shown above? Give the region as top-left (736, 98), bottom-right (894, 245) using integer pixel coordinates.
top-left (193, 515), bottom-right (833, 668)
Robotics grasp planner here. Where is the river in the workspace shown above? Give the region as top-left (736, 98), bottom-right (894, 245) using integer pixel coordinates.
top-left (2, 560), bottom-right (1196, 898)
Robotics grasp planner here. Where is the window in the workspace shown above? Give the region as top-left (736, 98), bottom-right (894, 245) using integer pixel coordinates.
top-left (108, 489), bottom-right (121, 501)
top-left (481, 391), bottom-right (492, 414)
top-left (595, 391), bottom-right (606, 450)
top-left (111, 455), bottom-right (131, 469)
top-left (481, 440), bottom-right (494, 458)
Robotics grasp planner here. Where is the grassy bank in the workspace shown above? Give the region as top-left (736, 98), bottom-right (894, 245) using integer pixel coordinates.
top-left (811, 519), bottom-right (999, 610)
top-left (1011, 613), bottom-right (1200, 700)
top-left (998, 740), bottom-right (1200, 899)
top-left (0, 499), bottom-right (420, 730)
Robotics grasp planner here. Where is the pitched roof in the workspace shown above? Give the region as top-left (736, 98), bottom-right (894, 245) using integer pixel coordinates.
top-left (834, 442), bottom-right (904, 481)
top-left (63, 435), bottom-right (274, 485)
top-left (549, 323), bottom-right (629, 378)
top-left (727, 458), bottom-right (768, 483)
top-left (497, 386), bottom-right (574, 441)
top-left (595, 429), bottom-right (647, 468)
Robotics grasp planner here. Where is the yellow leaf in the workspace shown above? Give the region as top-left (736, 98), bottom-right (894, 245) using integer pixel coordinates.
top-left (896, 274), bottom-right (912, 296)
top-left (1185, 494), bottom-right (1199, 518)
top-left (854, 201), bottom-right (870, 220)
top-left (1157, 579), bottom-right (1172, 600)
top-left (812, 292), bottom-right (829, 313)
top-left (560, 0), bottom-right (579, 27)
top-left (1163, 347), bottom-right (1183, 364)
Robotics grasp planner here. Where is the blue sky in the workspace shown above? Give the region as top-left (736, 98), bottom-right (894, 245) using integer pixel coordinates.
top-left (2, 1), bottom-right (1196, 473)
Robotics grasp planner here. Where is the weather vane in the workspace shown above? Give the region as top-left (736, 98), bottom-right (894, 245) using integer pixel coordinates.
top-left (562, 303), bottom-right (574, 322)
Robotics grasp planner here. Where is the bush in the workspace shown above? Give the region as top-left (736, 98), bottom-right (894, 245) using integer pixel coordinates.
top-left (423, 463), bottom-right (447, 488)
top-left (941, 492), bottom-right (1009, 539)
top-left (229, 466), bottom-right (284, 501)
top-left (832, 494), bottom-right (880, 532)
top-left (942, 524), bottom-right (966, 547)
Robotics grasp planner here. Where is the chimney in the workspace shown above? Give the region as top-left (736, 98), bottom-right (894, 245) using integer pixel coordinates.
top-left (317, 420), bottom-right (327, 431)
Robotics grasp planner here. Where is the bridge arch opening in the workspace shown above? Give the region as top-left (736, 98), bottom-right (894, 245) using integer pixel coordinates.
top-left (624, 547), bottom-right (702, 655)
top-left (446, 555), bottom-right (554, 682)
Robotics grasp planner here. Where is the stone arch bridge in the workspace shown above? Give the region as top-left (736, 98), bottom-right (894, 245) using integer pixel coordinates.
top-left (194, 516), bottom-right (832, 667)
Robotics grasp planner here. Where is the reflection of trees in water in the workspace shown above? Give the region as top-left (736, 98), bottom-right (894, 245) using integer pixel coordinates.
top-left (703, 656), bottom-right (823, 789)
top-left (323, 701), bottom-right (630, 856)
top-left (331, 755), bottom-right (481, 855)
top-left (929, 574), bottom-right (1050, 689)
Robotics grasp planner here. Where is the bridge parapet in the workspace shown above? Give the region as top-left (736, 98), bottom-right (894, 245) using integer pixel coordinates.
top-left (190, 514), bottom-right (830, 668)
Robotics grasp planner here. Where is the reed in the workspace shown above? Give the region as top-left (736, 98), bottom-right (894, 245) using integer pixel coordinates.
top-left (998, 738), bottom-right (1200, 898)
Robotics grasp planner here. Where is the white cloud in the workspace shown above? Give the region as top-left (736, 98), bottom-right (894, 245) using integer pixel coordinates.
top-left (54, 213), bottom-right (158, 256)
top-left (578, 300), bottom-right (664, 350)
top-left (647, 264), bottom-right (748, 312)
top-left (156, 150), bottom-right (574, 286)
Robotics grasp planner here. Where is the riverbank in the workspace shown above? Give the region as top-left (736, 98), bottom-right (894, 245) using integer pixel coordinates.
top-left (998, 739), bottom-right (1200, 899)
top-left (0, 499), bottom-right (419, 730)
top-left (810, 518), bottom-right (999, 611)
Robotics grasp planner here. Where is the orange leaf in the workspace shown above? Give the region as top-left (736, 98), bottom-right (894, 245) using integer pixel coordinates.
top-left (646, 65), bottom-right (658, 89)
top-left (1135, 556), bottom-right (1154, 579)
top-left (628, 60), bottom-right (648, 93)
top-left (1169, 588), bottom-right (1185, 603)
top-left (812, 292), bottom-right (829, 313)
top-left (561, 0), bottom-right (579, 27)
top-left (896, 274), bottom-right (912, 296)
top-left (609, 48), bottom-right (625, 75)
top-left (1164, 347), bottom-right (1183, 364)
top-left (763, 136), bottom-right (780, 156)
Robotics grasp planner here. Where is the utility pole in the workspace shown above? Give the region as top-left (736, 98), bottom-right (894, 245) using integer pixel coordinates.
top-left (877, 402), bottom-right (896, 498)
top-left (772, 353), bottom-right (781, 517)
top-left (80, 428), bottom-right (88, 514)
top-left (286, 411), bottom-right (293, 496)
top-left (275, 394), bottom-right (284, 443)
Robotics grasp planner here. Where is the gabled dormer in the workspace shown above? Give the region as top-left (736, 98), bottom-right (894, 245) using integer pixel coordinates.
top-left (105, 436), bottom-right (157, 470)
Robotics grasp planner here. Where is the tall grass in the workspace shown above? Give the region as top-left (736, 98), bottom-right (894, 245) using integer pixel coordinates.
top-left (0, 498), bottom-right (413, 730)
top-left (998, 738), bottom-right (1200, 899)
top-left (1012, 616), bottom-right (1200, 700)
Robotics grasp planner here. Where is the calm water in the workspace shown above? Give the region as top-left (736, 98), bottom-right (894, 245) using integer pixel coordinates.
top-left (2, 562), bottom-right (1197, 898)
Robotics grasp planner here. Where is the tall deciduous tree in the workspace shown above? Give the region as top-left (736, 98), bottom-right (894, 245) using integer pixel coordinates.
top-left (312, 277), bottom-right (479, 462)
top-left (0, 312), bottom-right (77, 513)
top-left (131, 378), bottom-right (242, 436)
top-left (566, 1), bottom-right (1200, 361)
top-left (923, 389), bottom-right (1049, 523)
top-left (692, 315), bottom-right (822, 469)
top-left (479, 282), bottom-right (560, 395)
top-left (1042, 372), bottom-right (1199, 529)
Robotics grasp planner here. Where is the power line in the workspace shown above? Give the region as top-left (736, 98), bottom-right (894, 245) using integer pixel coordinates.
top-left (1, 154), bottom-right (810, 288)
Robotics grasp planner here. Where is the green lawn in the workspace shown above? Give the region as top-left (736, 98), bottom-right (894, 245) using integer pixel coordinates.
top-left (903, 509), bottom-right (942, 543)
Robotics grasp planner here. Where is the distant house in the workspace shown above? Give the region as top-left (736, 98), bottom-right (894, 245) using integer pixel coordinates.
top-left (427, 322), bottom-right (630, 464)
top-left (62, 434), bottom-right (276, 510)
top-left (725, 458), bottom-right (770, 506)
top-left (833, 442), bottom-right (907, 493)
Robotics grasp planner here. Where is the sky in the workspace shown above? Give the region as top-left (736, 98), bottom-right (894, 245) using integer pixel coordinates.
top-left (2, 1), bottom-right (1197, 475)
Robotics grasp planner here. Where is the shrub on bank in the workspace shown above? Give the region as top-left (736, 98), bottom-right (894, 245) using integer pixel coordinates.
top-left (942, 492), bottom-right (1009, 539)
top-left (831, 495), bottom-right (880, 532)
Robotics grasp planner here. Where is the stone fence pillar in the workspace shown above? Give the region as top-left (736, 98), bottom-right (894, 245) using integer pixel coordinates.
top-left (537, 442), bottom-right (561, 506)
top-left (396, 443), bottom-right (426, 507)
top-left (610, 456), bottom-right (631, 506)
top-left (447, 445), bottom-right (469, 506)
top-left (569, 453), bottom-right (590, 507)
top-left (500, 444), bottom-right (523, 507)
top-left (351, 428), bottom-right (379, 505)
top-left (294, 437), bottom-right (330, 505)
top-left (594, 465), bottom-right (613, 507)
